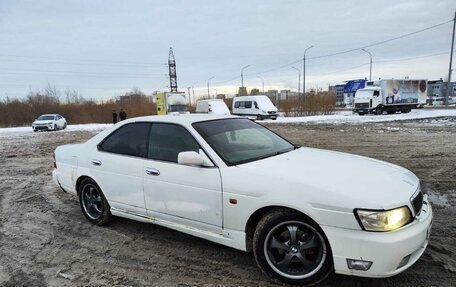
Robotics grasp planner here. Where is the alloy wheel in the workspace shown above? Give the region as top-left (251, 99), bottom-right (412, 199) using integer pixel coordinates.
top-left (264, 221), bottom-right (327, 279)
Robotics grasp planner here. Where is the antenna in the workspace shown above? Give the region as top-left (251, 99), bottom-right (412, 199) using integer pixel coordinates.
top-left (168, 47), bottom-right (178, 92)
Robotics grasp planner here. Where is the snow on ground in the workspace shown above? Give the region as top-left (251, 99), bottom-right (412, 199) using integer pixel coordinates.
top-left (262, 108), bottom-right (456, 124)
top-left (0, 124), bottom-right (111, 135)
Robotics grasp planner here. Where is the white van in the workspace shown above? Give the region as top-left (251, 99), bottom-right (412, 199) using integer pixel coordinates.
top-left (232, 95), bottom-right (278, 120)
top-left (196, 99), bottom-right (230, 115)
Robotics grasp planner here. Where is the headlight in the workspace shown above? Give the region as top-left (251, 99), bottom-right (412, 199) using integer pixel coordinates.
top-left (355, 206), bottom-right (412, 232)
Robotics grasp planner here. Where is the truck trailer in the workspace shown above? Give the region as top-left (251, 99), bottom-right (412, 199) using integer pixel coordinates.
top-left (353, 79), bottom-right (427, 115)
top-left (155, 92), bottom-right (189, 115)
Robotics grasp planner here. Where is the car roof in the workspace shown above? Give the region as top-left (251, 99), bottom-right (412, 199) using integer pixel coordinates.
top-left (121, 113), bottom-right (238, 125)
top-left (39, 114), bottom-right (59, 116)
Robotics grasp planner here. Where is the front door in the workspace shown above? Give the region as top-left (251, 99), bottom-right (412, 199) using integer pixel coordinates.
top-left (143, 123), bottom-right (223, 233)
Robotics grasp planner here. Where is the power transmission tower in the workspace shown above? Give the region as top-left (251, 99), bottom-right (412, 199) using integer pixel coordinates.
top-left (168, 47), bottom-right (178, 92)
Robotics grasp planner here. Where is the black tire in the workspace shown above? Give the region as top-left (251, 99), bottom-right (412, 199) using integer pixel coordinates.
top-left (78, 178), bottom-right (113, 225)
top-left (358, 113), bottom-right (365, 116)
top-left (53, 124), bottom-right (57, 131)
top-left (253, 208), bottom-right (333, 285)
top-left (375, 107), bottom-right (383, 115)
top-left (63, 122), bottom-right (67, 129)
top-left (257, 114), bottom-right (263, 120)
top-left (404, 106), bottom-right (411, 113)
top-left (33, 129), bottom-right (37, 132)
top-left (272, 117), bottom-right (277, 120)
top-left (387, 110), bottom-right (395, 115)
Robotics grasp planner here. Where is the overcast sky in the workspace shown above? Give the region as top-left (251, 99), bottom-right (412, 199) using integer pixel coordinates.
top-left (0, 0), bottom-right (455, 100)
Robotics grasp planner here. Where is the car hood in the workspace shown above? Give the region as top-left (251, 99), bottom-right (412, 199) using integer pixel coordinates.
top-left (237, 147), bottom-right (419, 210)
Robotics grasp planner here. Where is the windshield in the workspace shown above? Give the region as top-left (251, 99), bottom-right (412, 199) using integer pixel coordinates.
top-left (193, 118), bottom-right (294, 166)
top-left (37, 115), bottom-right (55, 121)
top-left (168, 104), bottom-right (188, 112)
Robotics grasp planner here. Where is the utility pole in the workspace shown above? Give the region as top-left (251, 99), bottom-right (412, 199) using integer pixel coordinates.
top-left (207, 76), bottom-right (214, 98)
top-left (256, 76), bottom-right (265, 94)
top-left (303, 45), bottom-right (313, 100)
top-left (292, 67), bottom-right (301, 96)
top-left (241, 65), bottom-right (250, 96)
top-left (192, 86), bottom-right (195, 105)
top-left (187, 87), bottom-right (191, 105)
top-left (168, 47), bottom-right (178, 92)
top-left (361, 48), bottom-right (373, 81)
top-left (446, 10), bottom-right (456, 107)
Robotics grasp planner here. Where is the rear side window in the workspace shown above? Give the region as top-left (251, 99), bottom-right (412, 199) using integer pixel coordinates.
top-left (100, 123), bottom-right (150, 157)
top-left (148, 124), bottom-right (199, 163)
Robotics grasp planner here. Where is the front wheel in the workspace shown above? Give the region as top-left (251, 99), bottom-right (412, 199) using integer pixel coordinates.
top-left (375, 107), bottom-right (383, 115)
top-left (253, 209), bottom-right (333, 285)
top-left (79, 178), bottom-right (112, 225)
top-left (63, 122), bottom-right (67, 129)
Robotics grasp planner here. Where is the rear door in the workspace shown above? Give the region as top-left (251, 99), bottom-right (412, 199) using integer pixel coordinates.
top-left (143, 123), bottom-right (223, 233)
top-left (90, 122), bottom-right (150, 215)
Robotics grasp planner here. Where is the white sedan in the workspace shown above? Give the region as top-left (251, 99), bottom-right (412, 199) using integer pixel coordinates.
top-left (52, 114), bottom-right (432, 285)
top-left (32, 114), bottom-right (67, 131)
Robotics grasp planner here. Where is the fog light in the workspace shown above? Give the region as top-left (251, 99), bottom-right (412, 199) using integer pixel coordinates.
top-left (397, 254), bottom-right (411, 269)
top-left (346, 259), bottom-right (373, 271)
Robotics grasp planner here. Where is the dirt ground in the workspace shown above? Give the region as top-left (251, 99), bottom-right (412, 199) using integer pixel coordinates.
top-left (0, 118), bottom-right (455, 287)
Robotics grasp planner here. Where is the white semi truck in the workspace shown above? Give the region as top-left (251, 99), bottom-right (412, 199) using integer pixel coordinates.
top-left (155, 92), bottom-right (189, 115)
top-left (353, 79), bottom-right (427, 115)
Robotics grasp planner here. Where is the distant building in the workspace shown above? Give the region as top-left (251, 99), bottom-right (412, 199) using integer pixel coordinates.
top-left (279, 90), bottom-right (299, 101)
top-left (266, 90), bottom-right (279, 102)
top-left (329, 79), bottom-right (367, 107)
top-left (427, 79), bottom-right (456, 105)
top-left (344, 79), bottom-right (367, 107)
top-left (334, 82), bottom-right (346, 107)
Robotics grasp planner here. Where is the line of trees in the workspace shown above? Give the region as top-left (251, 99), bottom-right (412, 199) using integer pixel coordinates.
top-left (0, 85), bottom-right (156, 127)
top-left (0, 85), bottom-right (336, 127)
top-left (275, 90), bottom-right (336, 116)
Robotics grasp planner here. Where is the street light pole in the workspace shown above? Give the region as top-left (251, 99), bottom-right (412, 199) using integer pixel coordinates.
top-left (207, 76), bottom-right (214, 98)
top-left (256, 76), bottom-right (265, 94)
top-left (361, 48), bottom-right (373, 81)
top-left (241, 65), bottom-right (250, 96)
top-left (446, 10), bottom-right (456, 107)
top-left (292, 67), bottom-right (301, 96)
top-left (303, 45), bottom-right (314, 100)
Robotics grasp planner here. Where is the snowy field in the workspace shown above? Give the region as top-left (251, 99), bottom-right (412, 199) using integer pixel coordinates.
top-left (0, 123), bottom-right (111, 135)
top-left (263, 108), bottom-right (456, 124)
top-left (0, 109), bottom-right (455, 135)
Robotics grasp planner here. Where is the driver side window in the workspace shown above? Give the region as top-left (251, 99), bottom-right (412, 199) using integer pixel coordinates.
top-left (148, 123), bottom-right (200, 163)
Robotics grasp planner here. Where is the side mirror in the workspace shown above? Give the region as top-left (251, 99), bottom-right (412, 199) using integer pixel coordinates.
top-left (177, 151), bottom-right (204, 166)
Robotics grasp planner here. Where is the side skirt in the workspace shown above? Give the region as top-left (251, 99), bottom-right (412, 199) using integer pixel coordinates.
top-left (110, 207), bottom-right (247, 251)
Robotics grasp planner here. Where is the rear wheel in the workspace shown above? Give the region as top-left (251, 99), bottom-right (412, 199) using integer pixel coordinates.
top-left (387, 110), bottom-right (395, 115)
top-left (358, 113), bottom-right (365, 116)
top-left (79, 178), bottom-right (112, 225)
top-left (253, 209), bottom-right (333, 285)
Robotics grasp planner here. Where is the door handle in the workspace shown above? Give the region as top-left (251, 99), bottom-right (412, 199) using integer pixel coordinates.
top-left (145, 167), bottom-right (160, 176)
top-left (91, 159), bottom-right (102, 166)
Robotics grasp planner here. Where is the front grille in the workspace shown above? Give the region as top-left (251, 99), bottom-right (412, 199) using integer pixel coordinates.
top-left (355, 102), bottom-right (370, 109)
top-left (411, 190), bottom-right (423, 216)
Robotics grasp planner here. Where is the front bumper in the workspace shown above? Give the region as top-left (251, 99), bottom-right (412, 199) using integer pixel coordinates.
top-left (33, 125), bottom-right (54, 131)
top-left (322, 195), bottom-right (432, 278)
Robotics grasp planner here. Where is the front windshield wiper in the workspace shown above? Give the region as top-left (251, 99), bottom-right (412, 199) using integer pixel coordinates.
top-left (233, 147), bottom-right (294, 166)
